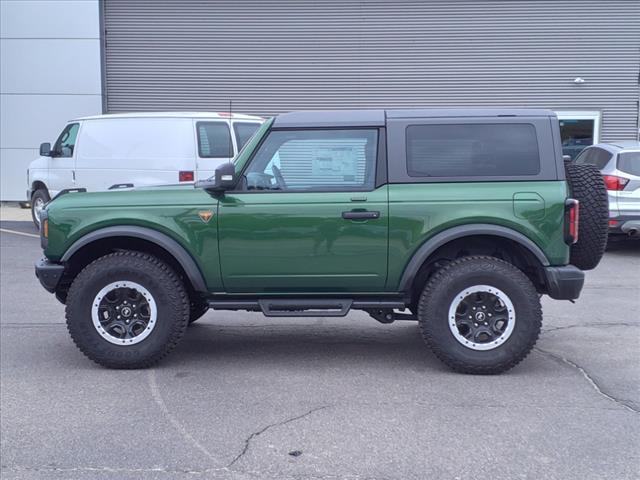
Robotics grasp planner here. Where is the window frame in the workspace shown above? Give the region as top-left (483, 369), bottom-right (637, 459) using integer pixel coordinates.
top-left (386, 116), bottom-right (559, 183)
top-left (232, 126), bottom-right (386, 194)
top-left (196, 120), bottom-right (234, 159)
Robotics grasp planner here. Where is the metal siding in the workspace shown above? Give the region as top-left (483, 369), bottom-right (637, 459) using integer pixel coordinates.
top-left (104, 0), bottom-right (640, 141)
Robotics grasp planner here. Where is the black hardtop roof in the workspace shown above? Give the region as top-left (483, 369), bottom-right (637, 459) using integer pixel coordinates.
top-left (273, 108), bottom-right (557, 128)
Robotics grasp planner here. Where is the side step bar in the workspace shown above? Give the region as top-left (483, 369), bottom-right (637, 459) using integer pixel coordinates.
top-left (207, 299), bottom-right (407, 318)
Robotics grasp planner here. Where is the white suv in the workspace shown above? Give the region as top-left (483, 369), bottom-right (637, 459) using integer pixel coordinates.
top-left (27, 112), bottom-right (263, 226)
top-left (573, 141), bottom-right (640, 237)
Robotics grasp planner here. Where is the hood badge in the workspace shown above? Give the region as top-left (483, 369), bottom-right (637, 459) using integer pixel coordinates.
top-left (198, 210), bottom-right (214, 223)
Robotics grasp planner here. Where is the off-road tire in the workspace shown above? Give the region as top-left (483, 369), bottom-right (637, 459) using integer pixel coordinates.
top-left (189, 300), bottom-right (209, 324)
top-left (31, 188), bottom-right (50, 228)
top-left (565, 163), bottom-right (608, 270)
top-left (65, 251), bottom-right (190, 368)
top-left (418, 256), bottom-right (542, 375)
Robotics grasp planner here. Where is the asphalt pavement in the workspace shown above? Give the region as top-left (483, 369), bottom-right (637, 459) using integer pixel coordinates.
top-left (1, 221), bottom-right (639, 479)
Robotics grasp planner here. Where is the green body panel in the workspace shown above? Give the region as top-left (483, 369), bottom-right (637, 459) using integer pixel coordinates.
top-left (43, 119), bottom-right (570, 297)
top-left (218, 186), bottom-right (389, 293)
top-left (44, 186), bottom-right (223, 291)
top-left (386, 181), bottom-right (569, 289)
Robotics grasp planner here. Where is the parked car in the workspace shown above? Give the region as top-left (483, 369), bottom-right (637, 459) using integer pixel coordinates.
top-left (35, 109), bottom-right (609, 374)
top-left (573, 141), bottom-right (640, 237)
top-left (27, 112), bottom-right (264, 227)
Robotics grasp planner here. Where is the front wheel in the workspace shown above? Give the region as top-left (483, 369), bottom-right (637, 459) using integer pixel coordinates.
top-left (418, 256), bottom-right (542, 374)
top-left (31, 188), bottom-right (50, 228)
top-left (65, 251), bottom-right (190, 368)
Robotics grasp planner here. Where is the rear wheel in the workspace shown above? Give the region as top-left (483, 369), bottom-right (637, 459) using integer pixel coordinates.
top-left (565, 163), bottom-right (608, 270)
top-left (65, 251), bottom-right (190, 368)
top-left (31, 188), bottom-right (50, 228)
top-left (418, 256), bottom-right (542, 374)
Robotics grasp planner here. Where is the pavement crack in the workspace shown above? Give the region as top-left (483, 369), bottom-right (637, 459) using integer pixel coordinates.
top-left (534, 347), bottom-right (639, 414)
top-left (227, 405), bottom-right (331, 468)
top-left (542, 322), bottom-right (639, 333)
top-left (147, 369), bottom-right (221, 465)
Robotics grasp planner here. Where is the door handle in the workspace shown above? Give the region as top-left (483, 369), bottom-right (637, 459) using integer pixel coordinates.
top-left (342, 210), bottom-right (380, 220)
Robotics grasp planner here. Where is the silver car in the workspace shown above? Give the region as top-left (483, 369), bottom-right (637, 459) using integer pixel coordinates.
top-left (574, 141), bottom-right (640, 237)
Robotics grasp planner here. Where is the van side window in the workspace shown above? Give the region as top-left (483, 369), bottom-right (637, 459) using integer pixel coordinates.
top-left (406, 123), bottom-right (540, 177)
top-left (53, 123), bottom-right (80, 157)
top-left (233, 122), bottom-right (260, 150)
top-left (197, 122), bottom-right (233, 158)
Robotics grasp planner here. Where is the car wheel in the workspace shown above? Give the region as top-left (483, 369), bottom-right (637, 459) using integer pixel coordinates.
top-left (31, 189), bottom-right (50, 228)
top-left (565, 163), bottom-right (609, 270)
top-left (65, 251), bottom-right (190, 368)
top-left (418, 256), bottom-right (542, 375)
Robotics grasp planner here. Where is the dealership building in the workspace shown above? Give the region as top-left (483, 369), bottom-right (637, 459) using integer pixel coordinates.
top-left (1, 0), bottom-right (638, 201)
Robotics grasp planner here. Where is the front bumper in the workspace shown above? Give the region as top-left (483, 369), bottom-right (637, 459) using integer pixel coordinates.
top-left (35, 258), bottom-right (64, 293)
top-left (543, 265), bottom-right (584, 300)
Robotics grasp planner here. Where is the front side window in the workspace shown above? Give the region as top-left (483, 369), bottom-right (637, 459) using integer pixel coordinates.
top-left (233, 122), bottom-right (261, 150)
top-left (243, 129), bottom-right (378, 191)
top-left (53, 123), bottom-right (79, 157)
top-left (406, 123), bottom-right (540, 177)
top-left (618, 152), bottom-right (640, 176)
top-left (197, 122), bottom-right (233, 158)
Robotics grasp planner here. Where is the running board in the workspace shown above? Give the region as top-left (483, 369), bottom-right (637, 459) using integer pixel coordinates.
top-left (207, 299), bottom-right (406, 317)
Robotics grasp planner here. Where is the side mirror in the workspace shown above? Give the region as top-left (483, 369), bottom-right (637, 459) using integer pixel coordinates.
top-left (195, 162), bottom-right (237, 193)
top-left (39, 142), bottom-right (51, 157)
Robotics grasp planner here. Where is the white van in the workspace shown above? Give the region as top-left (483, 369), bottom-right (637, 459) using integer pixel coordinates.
top-left (27, 112), bottom-right (263, 225)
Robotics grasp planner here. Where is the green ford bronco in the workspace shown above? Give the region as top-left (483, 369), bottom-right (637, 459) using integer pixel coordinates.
top-left (35, 109), bottom-right (609, 374)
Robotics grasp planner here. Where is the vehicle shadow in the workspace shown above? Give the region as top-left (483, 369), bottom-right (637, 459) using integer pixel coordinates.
top-left (168, 320), bottom-right (448, 372)
top-left (606, 236), bottom-right (640, 253)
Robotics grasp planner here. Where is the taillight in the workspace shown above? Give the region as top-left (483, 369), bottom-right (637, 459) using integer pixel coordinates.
top-left (565, 199), bottom-right (579, 245)
top-left (603, 175), bottom-right (629, 191)
top-left (179, 171), bottom-right (194, 182)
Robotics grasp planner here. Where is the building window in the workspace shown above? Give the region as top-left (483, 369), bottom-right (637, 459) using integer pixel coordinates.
top-left (556, 111), bottom-right (601, 160)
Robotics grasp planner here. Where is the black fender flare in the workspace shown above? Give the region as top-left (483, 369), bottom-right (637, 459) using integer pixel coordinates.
top-left (61, 226), bottom-right (208, 292)
top-left (397, 224), bottom-right (550, 292)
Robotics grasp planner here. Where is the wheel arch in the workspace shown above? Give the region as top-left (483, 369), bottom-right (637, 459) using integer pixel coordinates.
top-left (31, 180), bottom-right (48, 196)
top-left (60, 226), bottom-right (208, 297)
top-left (398, 224), bottom-right (550, 295)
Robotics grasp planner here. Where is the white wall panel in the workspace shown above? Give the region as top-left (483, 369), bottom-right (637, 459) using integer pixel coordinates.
top-left (1, 93), bottom-right (102, 148)
top-left (0, 0), bottom-right (99, 39)
top-left (1, 39), bottom-right (101, 94)
top-left (0, 0), bottom-right (102, 200)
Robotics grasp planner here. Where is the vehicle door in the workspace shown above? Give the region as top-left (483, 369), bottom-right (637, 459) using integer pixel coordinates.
top-left (48, 122), bottom-right (80, 195)
top-left (218, 127), bottom-right (389, 293)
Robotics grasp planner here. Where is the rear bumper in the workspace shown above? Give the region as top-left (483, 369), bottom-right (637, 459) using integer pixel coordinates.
top-left (543, 265), bottom-right (584, 300)
top-left (608, 215), bottom-right (640, 236)
top-left (35, 258), bottom-right (64, 293)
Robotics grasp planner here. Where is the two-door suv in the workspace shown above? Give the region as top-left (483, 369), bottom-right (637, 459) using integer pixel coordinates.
top-left (35, 109), bottom-right (609, 374)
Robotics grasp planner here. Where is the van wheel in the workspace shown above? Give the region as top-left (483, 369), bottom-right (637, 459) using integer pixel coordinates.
top-left (418, 256), bottom-right (542, 375)
top-left (31, 189), bottom-right (50, 228)
top-left (65, 251), bottom-right (190, 368)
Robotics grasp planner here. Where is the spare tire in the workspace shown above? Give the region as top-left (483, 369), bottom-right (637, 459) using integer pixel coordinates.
top-left (565, 163), bottom-right (608, 270)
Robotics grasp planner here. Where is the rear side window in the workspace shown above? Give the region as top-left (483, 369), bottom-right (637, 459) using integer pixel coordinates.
top-left (197, 122), bottom-right (233, 158)
top-left (233, 122), bottom-right (260, 150)
top-left (406, 124), bottom-right (540, 177)
top-left (618, 152), bottom-right (640, 176)
top-left (575, 147), bottom-right (612, 170)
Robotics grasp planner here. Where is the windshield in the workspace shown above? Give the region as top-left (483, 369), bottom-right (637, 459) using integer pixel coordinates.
top-left (618, 152), bottom-right (640, 176)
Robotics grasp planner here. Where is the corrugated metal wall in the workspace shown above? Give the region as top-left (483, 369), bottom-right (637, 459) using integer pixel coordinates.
top-left (103, 0), bottom-right (640, 141)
